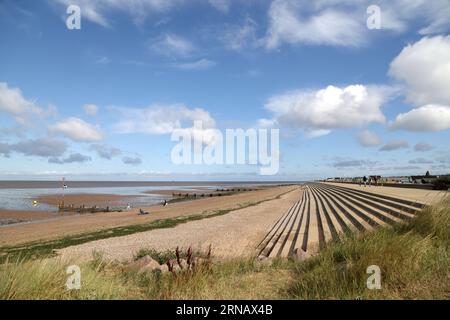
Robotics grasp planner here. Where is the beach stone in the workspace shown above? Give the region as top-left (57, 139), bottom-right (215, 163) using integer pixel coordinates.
top-left (291, 248), bottom-right (311, 262)
top-left (159, 264), bottom-right (169, 273)
top-left (127, 255), bottom-right (161, 273)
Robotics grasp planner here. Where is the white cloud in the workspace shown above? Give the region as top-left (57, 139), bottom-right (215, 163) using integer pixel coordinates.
top-left (0, 82), bottom-right (44, 124)
top-left (149, 33), bottom-right (195, 58)
top-left (263, 85), bottom-right (387, 136)
top-left (52, 0), bottom-right (182, 27)
top-left (83, 104), bottom-right (98, 116)
top-left (264, 1), bottom-right (450, 49)
top-left (208, 0), bottom-right (230, 13)
top-left (391, 104), bottom-right (450, 132)
top-left (174, 59), bottom-right (216, 71)
top-left (113, 104), bottom-right (216, 135)
top-left (389, 36), bottom-right (450, 106)
top-left (379, 140), bottom-right (409, 151)
top-left (265, 0), bottom-right (365, 48)
top-left (49, 117), bottom-right (104, 142)
top-left (357, 130), bottom-right (382, 147)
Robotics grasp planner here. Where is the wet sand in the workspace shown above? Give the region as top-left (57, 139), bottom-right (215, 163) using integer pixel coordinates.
top-left (0, 185), bottom-right (297, 246)
top-left (146, 189), bottom-right (208, 196)
top-left (0, 210), bottom-right (60, 226)
top-left (0, 210), bottom-right (56, 220)
top-left (37, 193), bottom-right (135, 207)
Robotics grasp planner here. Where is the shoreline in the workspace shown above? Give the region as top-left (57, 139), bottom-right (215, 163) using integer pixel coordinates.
top-left (36, 193), bottom-right (140, 207)
top-left (0, 180), bottom-right (299, 189)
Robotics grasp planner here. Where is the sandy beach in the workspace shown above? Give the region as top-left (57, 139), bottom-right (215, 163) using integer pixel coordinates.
top-left (0, 185), bottom-right (297, 247)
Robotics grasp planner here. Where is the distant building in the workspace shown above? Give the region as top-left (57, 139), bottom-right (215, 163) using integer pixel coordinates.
top-left (411, 175), bottom-right (437, 184)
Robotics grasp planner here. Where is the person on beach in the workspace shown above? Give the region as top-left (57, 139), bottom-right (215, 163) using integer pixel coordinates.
top-left (363, 176), bottom-right (367, 187)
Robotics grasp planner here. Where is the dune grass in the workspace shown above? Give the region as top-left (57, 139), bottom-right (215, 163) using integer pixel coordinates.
top-left (0, 196), bottom-right (449, 300)
top-left (0, 255), bottom-right (130, 300)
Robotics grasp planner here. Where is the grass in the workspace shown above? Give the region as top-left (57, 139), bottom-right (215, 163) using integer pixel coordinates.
top-left (0, 194), bottom-right (449, 300)
top-left (287, 197), bottom-right (450, 299)
top-left (0, 188), bottom-right (293, 263)
top-left (0, 255), bottom-right (130, 300)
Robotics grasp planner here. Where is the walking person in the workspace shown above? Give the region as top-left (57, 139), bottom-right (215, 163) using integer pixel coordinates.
top-left (363, 176), bottom-right (367, 187)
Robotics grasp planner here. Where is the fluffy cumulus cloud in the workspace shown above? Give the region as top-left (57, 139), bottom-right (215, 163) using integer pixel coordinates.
top-left (357, 130), bottom-right (382, 147)
top-left (0, 82), bottom-right (44, 124)
top-left (83, 104), bottom-right (98, 116)
top-left (389, 36), bottom-right (450, 106)
top-left (49, 153), bottom-right (92, 164)
top-left (265, 1), bottom-right (450, 49)
top-left (379, 140), bottom-right (409, 152)
top-left (391, 105), bottom-right (450, 132)
top-left (49, 117), bottom-right (103, 142)
top-left (262, 85), bottom-right (387, 137)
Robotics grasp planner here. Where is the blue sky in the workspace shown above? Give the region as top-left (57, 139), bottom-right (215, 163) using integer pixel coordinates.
top-left (1, 0), bottom-right (450, 181)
